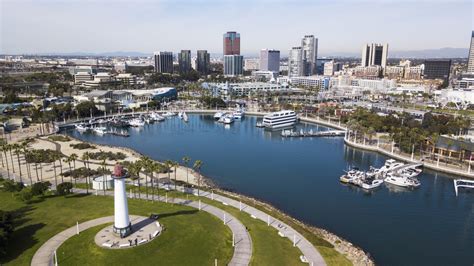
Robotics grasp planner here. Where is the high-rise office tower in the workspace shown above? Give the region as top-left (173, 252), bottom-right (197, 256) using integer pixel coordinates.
top-left (224, 55), bottom-right (243, 76)
top-left (196, 50), bottom-right (210, 74)
top-left (178, 50), bottom-right (191, 73)
top-left (361, 43), bottom-right (388, 67)
top-left (301, 35), bottom-right (318, 75)
top-left (154, 51), bottom-right (173, 73)
top-left (259, 49), bottom-right (280, 73)
top-left (468, 31), bottom-right (474, 73)
top-left (223, 31), bottom-right (240, 55)
top-left (424, 59), bottom-right (451, 82)
top-left (288, 47), bottom-right (304, 77)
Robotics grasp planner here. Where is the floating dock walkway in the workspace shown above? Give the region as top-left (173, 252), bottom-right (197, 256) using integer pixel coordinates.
top-left (453, 179), bottom-right (474, 196)
top-left (281, 129), bottom-right (346, 138)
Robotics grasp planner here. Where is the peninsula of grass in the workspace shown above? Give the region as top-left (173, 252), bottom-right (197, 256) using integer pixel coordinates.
top-left (0, 191), bottom-right (232, 265)
top-left (124, 186), bottom-right (351, 266)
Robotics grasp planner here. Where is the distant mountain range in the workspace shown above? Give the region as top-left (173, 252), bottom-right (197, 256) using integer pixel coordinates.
top-left (5, 47), bottom-right (470, 59)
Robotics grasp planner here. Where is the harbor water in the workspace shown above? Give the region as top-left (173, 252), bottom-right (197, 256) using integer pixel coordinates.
top-left (66, 114), bottom-right (474, 265)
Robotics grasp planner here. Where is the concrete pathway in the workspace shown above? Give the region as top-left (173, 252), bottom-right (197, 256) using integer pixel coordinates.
top-left (30, 189), bottom-right (252, 266)
top-left (199, 190), bottom-right (327, 266)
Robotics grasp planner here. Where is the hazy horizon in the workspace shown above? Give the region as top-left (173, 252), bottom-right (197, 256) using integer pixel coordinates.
top-left (1, 0), bottom-right (473, 56)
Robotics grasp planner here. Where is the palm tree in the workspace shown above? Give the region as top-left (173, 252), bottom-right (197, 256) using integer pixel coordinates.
top-left (193, 160), bottom-right (203, 196)
top-left (164, 160), bottom-right (173, 186)
top-left (1, 143), bottom-right (10, 178)
top-left (51, 152), bottom-right (59, 188)
top-left (173, 161), bottom-right (179, 190)
top-left (64, 156), bottom-right (73, 184)
top-left (100, 159), bottom-right (107, 195)
top-left (70, 153), bottom-right (78, 171)
top-left (82, 152), bottom-right (90, 194)
top-left (182, 156), bottom-right (190, 187)
top-left (151, 162), bottom-right (162, 201)
top-left (139, 157), bottom-right (153, 200)
top-left (127, 161), bottom-right (141, 198)
top-left (8, 144), bottom-right (15, 173)
top-left (21, 142), bottom-right (32, 185)
top-left (13, 144), bottom-right (23, 184)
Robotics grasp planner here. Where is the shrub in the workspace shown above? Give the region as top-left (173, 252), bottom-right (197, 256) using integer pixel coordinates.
top-left (70, 143), bottom-right (95, 150)
top-left (61, 167), bottom-right (99, 178)
top-left (0, 210), bottom-right (14, 256)
top-left (57, 182), bottom-right (73, 195)
top-left (16, 187), bottom-right (33, 203)
top-left (48, 135), bottom-right (71, 142)
top-left (89, 151), bottom-right (126, 161)
top-left (2, 180), bottom-right (24, 192)
top-left (31, 181), bottom-right (52, 196)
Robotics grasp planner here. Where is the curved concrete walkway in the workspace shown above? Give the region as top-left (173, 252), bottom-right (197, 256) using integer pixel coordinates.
top-left (199, 190), bottom-right (326, 266)
top-left (31, 189), bottom-right (252, 266)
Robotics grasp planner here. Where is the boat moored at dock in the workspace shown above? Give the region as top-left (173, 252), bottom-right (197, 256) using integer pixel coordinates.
top-left (263, 110), bottom-right (297, 129)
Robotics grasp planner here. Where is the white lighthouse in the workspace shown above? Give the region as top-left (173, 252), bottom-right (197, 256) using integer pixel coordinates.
top-left (112, 163), bottom-right (132, 238)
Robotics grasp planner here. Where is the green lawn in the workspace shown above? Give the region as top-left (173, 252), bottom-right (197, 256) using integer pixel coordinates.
top-left (0, 191), bottom-right (232, 266)
top-left (140, 187), bottom-right (351, 266)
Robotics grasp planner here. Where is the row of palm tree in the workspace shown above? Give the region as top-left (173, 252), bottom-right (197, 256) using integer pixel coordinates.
top-left (0, 139), bottom-right (205, 198)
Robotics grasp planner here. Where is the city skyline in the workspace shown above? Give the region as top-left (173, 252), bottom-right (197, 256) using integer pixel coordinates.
top-left (1, 0), bottom-right (473, 56)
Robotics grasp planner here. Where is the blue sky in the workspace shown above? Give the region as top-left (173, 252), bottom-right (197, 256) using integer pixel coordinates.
top-left (1, 0), bottom-right (473, 55)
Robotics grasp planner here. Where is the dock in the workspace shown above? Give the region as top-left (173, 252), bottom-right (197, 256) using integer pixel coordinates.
top-left (281, 129), bottom-right (346, 138)
top-left (453, 179), bottom-right (474, 196)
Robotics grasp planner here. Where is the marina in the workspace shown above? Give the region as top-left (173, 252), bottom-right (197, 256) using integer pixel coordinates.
top-left (66, 114), bottom-right (474, 266)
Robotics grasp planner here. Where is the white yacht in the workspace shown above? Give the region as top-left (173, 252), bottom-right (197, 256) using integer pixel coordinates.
top-left (340, 168), bottom-right (362, 184)
top-left (75, 123), bottom-right (90, 132)
top-left (162, 111), bottom-right (176, 117)
top-left (377, 159), bottom-right (404, 176)
top-left (93, 126), bottom-right (107, 135)
top-left (178, 111), bottom-right (184, 119)
top-left (183, 112), bottom-right (189, 122)
top-left (214, 112), bottom-right (225, 120)
top-left (129, 118), bottom-right (145, 127)
top-left (233, 108), bottom-right (245, 120)
top-left (150, 112), bottom-right (165, 122)
top-left (361, 179), bottom-right (384, 190)
top-left (384, 173), bottom-right (420, 188)
top-left (223, 114), bottom-right (234, 124)
top-left (262, 110), bottom-right (297, 129)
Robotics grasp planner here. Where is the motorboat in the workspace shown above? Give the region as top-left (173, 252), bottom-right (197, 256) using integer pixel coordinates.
top-left (182, 112), bottom-right (189, 122)
top-left (93, 126), bottom-right (107, 135)
top-left (376, 159), bottom-right (404, 176)
top-left (233, 109), bottom-right (245, 120)
top-left (340, 168), bottom-right (361, 183)
top-left (223, 114), bottom-right (234, 124)
top-left (178, 111), bottom-right (184, 119)
top-left (361, 179), bottom-right (384, 190)
top-left (384, 173), bottom-right (420, 188)
top-left (150, 112), bottom-right (165, 122)
top-left (399, 166), bottom-right (423, 178)
top-left (75, 123), bottom-right (90, 132)
top-left (214, 112), bottom-right (225, 120)
top-left (162, 111), bottom-right (176, 117)
top-left (256, 121), bottom-right (264, 128)
top-left (129, 118), bottom-right (145, 127)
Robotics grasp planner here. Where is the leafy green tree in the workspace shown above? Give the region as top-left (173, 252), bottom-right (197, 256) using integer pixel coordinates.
top-left (16, 187), bottom-right (33, 203)
top-left (56, 182), bottom-right (73, 196)
top-left (31, 181), bottom-right (52, 196)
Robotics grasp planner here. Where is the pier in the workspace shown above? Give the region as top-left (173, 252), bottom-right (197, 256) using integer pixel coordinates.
top-left (453, 179), bottom-right (474, 196)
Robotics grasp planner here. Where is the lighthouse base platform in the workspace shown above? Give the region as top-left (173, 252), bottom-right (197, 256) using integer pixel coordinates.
top-left (95, 216), bottom-right (163, 249)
